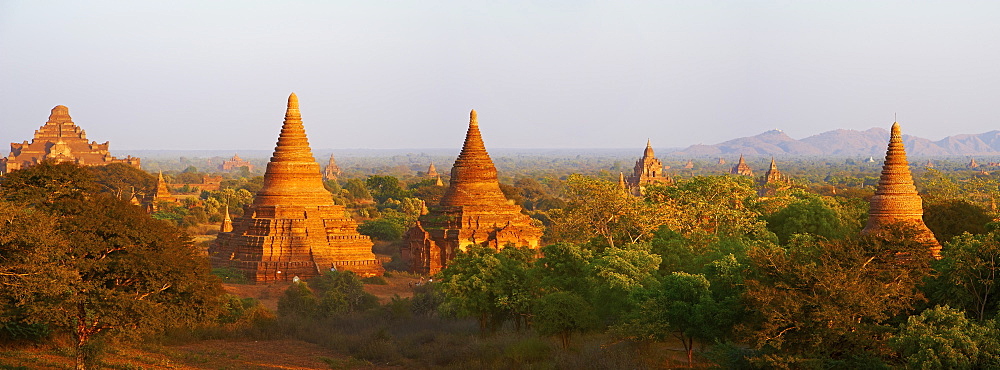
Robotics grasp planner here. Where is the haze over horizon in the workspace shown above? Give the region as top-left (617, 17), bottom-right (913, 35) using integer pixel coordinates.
top-left (2, 1), bottom-right (999, 151)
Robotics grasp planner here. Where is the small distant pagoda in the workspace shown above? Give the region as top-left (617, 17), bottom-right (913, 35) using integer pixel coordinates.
top-left (683, 159), bottom-right (694, 169)
top-left (624, 140), bottom-right (672, 195)
top-left (718, 157), bottom-right (726, 165)
top-left (148, 171), bottom-right (177, 211)
top-left (968, 158), bottom-right (980, 168)
top-left (1, 105), bottom-right (140, 175)
top-left (758, 158), bottom-right (791, 196)
top-left (861, 122), bottom-right (941, 256)
top-left (402, 110), bottom-right (542, 275)
top-left (925, 159), bottom-right (935, 168)
top-left (210, 93), bottom-right (382, 283)
top-left (323, 153), bottom-right (341, 180)
top-left (730, 154), bottom-right (753, 176)
top-left (426, 163), bottom-right (439, 178)
top-left (220, 154), bottom-right (254, 172)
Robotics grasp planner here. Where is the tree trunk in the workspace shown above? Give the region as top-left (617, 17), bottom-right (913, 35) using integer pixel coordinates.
top-left (685, 337), bottom-right (694, 368)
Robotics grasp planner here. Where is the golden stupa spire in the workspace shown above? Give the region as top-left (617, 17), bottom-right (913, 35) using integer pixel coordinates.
top-left (252, 93), bottom-right (334, 207)
top-left (439, 109), bottom-right (508, 207)
top-left (862, 121), bottom-right (941, 256)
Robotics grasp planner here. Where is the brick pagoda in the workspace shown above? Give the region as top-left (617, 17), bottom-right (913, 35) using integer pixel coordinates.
top-left (1, 105), bottom-right (140, 175)
top-left (402, 110), bottom-right (542, 275)
top-left (210, 93), bottom-right (383, 282)
top-left (861, 122), bottom-right (941, 256)
top-left (220, 153), bottom-right (254, 172)
top-left (730, 154), bottom-right (753, 176)
top-left (323, 153), bottom-right (341, 180)
top-left (625, 140), bottom-right (671, 195)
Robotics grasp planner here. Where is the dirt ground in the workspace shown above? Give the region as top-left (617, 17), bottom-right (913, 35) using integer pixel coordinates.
top-left (0, 338), bottom-right (383, 369)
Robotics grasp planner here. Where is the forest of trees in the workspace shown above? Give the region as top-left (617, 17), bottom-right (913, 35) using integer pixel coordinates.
top-left (2, 157), bottom-right (1000, 368)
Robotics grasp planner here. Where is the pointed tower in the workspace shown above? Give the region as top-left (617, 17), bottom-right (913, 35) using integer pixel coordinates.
top-left (683, 159), bottom-right (694, 169)
top-left (730, 154), bottom-right (753, 176)
top-left (402, 110), bottom-right (542, 275)
top-left (210, 94), bottom-right (382, 282)
top-left (624, 139), bottom-right (672, 195)
top-left (150, 171), bottom-right (177, 211)
top-left (861, 122), bottom-right (941, 256)
top-left (426, 163), bottom-right (439, 178)
top-left (969, 158), bottom-right (980, 168)
top-left (323, 153), bottom-right (342, 180)
top-left (220, 205), bottom-right (233, 233)
top-left (758, 157), bottom-right (791, 196)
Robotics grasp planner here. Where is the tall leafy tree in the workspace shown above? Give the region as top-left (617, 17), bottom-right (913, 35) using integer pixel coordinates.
top-left (0, 162), bottom-right (222, 369)
top-left (742, 229), bottom-right (932, 365)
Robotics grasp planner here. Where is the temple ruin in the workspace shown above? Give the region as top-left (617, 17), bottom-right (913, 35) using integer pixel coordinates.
top-left (1, 105), bottom-right (140, 175)
top-left (730, 154), bottom-right (753, 176)
top-left (624, 140), bottom-right (672, 195)
top-left (402, 110), bottom-right (542, 275)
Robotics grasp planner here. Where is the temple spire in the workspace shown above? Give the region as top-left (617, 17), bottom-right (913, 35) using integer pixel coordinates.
top-left (862, 121), bottom-right (940, 256)
top-left (439, 109), bottom-right (507, 207)
top-left (644, 139), bottom-right (655, 157)
top-left (221, 205), bottom-right (233, 233)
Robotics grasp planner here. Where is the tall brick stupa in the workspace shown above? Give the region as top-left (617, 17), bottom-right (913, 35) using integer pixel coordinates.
top-left (402, 110), bottom-right (542, 275)
top-left (861, 122), bottom-right (941, 256)
top-left (209, 93), bottom-right (382, 282)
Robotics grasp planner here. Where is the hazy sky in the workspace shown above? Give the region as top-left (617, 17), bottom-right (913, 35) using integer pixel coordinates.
top-left (2, 1), bottom-right (998, 150)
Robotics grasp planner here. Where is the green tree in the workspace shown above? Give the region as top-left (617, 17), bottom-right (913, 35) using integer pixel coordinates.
top-left (366, 175), bottom-right (409, 203)
top-left (923, 200), bottom-right (991, 243)
top-left (548, 174), bottom-right (674, 248)
top-left (645, 175), bottom-right (768, 238)
top-left (743, 229), bottom-right (932, 365)
top-left (617, 272), bottom-right (738, 367)
top-left (87, 163), bottom-right (156, 202)
top-left (437, 245), bottom-right (538, 333)
top-left (533, 292), bottom-right (597, 348)
top-left (277, 281), bottom-right (318, 318)
top-left (766, 195), bottom-right (847, 244)
top-left (890, 305), bottom-right (1000, 369)
top-left (926, 232), bottom-right (1000, 321)
top-left (0, 162), bottom-right (222, 369)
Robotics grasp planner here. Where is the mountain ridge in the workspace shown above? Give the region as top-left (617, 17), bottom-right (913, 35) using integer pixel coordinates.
top-left (667, 128), bottom-right (1000, 157)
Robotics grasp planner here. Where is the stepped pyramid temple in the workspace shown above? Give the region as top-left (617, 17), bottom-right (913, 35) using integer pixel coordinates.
top-left (220, 154), bottom-right (254, 172)
top-left (730, 154), bottom-right (753, 176)
top-left (625, 140), bottom-right (672, 195)
top-left (1, 105), bottom-right (140, 175)
top-left (402, 110), bottom-right (542, 275)
top-left (210, 94), bottom-right (383, 282)
top-left (323, 153), bottom-right (341, 180)
top-left (861, 122), bottom-right (941, 256)
top-left (683, 159), bottom-right (694, 169)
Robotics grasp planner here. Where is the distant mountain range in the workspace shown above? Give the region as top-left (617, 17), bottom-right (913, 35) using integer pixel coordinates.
top-left (668, 128), bottom-right (1000, 157)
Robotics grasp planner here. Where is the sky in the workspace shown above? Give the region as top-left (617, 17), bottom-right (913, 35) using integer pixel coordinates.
top-left (2, 1), bottom-right (999, 151)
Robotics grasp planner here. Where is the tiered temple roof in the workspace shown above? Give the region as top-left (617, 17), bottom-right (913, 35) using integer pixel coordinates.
top-left (625, 140), bottom-right (672, 195)
top-left (758, 158), bottom-right (792, 196)
top-left (426, 163), bottom-right (439, 178)
top-left (730, 154), bottom-right (753, 176)
top-left (323, 153), bottom-right (341, 180)
top-left (402, 110), bottom-right (542, 275)
top-left (1, 105), bottom-right (140, 175)
top-left (220, 153), bottom-right (254, 172)
top-left (861, 122), bottom-right (941, 256)
top-left (210, 93), bottom-right (382, 282)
